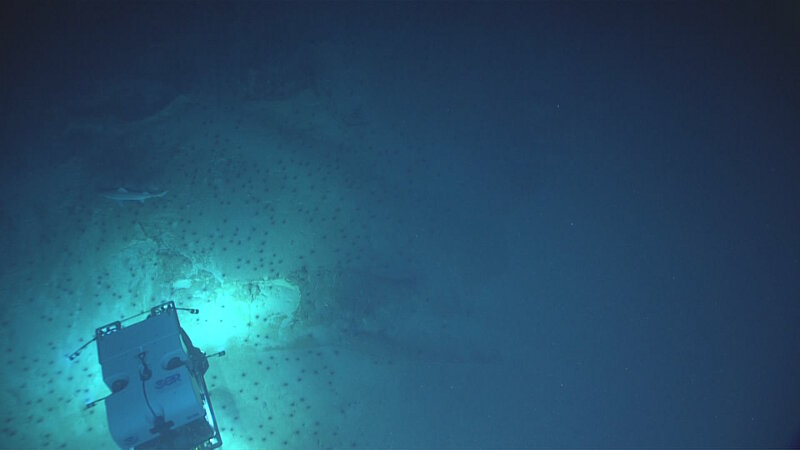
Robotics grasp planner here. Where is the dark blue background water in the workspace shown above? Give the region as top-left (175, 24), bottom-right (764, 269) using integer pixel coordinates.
top-left (2, 1), bottom-right (798, 448)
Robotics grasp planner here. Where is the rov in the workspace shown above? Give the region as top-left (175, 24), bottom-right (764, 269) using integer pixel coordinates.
top-left (69, 301), bottom-right (226, 449)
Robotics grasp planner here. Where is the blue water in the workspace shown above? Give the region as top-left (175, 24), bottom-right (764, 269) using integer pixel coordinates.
top-left (1, 2), bottom-right (798, 448)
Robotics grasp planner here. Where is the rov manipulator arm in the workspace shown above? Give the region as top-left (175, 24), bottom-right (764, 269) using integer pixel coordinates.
top-left (66, 306), bottom-right (201, 361)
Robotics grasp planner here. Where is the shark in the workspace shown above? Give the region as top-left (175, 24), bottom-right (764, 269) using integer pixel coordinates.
top-left (101, 187), bottom-right (168, 204)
